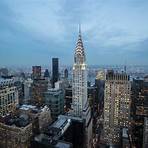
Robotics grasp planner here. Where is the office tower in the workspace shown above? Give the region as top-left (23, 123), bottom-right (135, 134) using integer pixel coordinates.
top-left (44, 88), bottom-right (64, 120)
top-left (31, 66), bottom-right (48, 106)
top-left (0, 68), bottom-right (9, 77)
top-left (131, 76), bottom-right (148, 147)
top-left (52, 58), bottom-right (59, 88)
top-left (103, 70), bottom-right (131, 145)
top-left (143, 117), bottom-right (148, 148)
top-left (72, 27), bottom-right (88, 116)
top-left (71, 26), bottom-right (92, 148)
top-left (23, 78), bottom-right (33, 103)
top-left (65, 87), bottom-right (72, 111)
top-left (32, 66), bottom-right (41, 79)
top-left (64, 68), bottom-right (68, 79)
top-left (95, 71), bottom-right (105, 113)
top-left (14, 81), bottom-right (24, 105)
top-left (44, 69), bottom-right (50, 78)
top-left (0, 78), bottom-right (19, 116)
top-left (31, 78), bottom-right (48, 106)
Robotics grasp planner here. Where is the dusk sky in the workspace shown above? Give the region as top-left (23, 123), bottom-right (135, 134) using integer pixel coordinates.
top-left (0, 0), bottom-right (148, 66)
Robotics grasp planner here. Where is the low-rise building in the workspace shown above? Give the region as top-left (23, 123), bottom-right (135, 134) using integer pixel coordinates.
top-left (0, 104), bottom-right (52, 148)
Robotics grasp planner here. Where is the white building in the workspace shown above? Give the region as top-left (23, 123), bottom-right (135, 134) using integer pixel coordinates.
top-left (71, 27), bottom-right (92, 148)
top-left (72, 27), bottom-right (88, 117)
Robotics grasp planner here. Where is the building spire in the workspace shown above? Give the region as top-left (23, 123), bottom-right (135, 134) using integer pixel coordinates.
top-left (74, 24), bottom-right (86, 64)
top-left (79, 23), bottom-right (81, 35)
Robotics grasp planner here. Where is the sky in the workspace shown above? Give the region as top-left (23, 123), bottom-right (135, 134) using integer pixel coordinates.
top-left (0, 0), bottom-right (148, 66)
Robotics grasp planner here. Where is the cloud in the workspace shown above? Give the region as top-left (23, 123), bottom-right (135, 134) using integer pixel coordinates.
top-left (0, 0), bottom-right (148, 66)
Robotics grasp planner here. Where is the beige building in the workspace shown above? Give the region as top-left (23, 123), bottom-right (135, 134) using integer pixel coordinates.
top-left (0, 105), bottom-right (52, 148)
top-left (103, 70), bottom-right (131, 145)
top-left (19, 105), bottom-right (52, 131)
top-left (0, 121), bottom-right (32, 148)
top-left (0, 78), bottom-right (18, 116)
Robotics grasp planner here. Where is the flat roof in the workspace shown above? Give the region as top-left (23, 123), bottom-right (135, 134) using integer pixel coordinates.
top-left (52, 118), bottom-right (67, 129)
top-left (20, 104), bottom-right (36, 111)
top-left (122, 128), bottom-right (128, 138)
top-left (55, 141), bottom-right (72, 148)
top-left (0, 78), bottom-right (13, 84)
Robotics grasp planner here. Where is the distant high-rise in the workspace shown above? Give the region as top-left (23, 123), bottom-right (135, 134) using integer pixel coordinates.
top-left (64, 68), bottom-right (68, 79)
top-left (103, 70), bottom-right (131, 145)
top-left (32, 66), bottom-right (41, 79)
top-left (0, 68), bottom-right (9, 77)
top-left (44, 69), bottom-right (50, 78)
top-left (23, 78), bottom-right (33, 103)
top-left (52, 58), bottom-right (59, 88)
top-left (31, 78), bottom-right (48, 106)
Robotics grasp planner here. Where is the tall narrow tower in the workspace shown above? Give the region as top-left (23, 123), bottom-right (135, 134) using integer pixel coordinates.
top-left (71, 26), bottom-right (92, 148)
top-left (72, 26), bottom-right (88, 117)
top-left (52, 58), bottom-right (59, 88)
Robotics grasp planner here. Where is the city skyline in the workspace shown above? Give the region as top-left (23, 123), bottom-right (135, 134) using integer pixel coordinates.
top-left (0, 0), bottom-right (148, 66)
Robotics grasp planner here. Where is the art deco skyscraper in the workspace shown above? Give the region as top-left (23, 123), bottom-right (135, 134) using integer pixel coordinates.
top-left (70, 26), bottom-right (92, 148)
top-left (103, 70), bottom-right (131, 145)
top-left (72, 27), bottom-right (88, 117)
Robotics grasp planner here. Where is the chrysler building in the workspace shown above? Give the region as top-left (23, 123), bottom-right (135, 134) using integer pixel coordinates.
top-left (72, 26), bottom-right (88, 117)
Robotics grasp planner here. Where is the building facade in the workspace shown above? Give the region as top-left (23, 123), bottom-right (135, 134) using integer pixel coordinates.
top-left (64, 68), bottom-right (68, 79)
top-left (143, 117), bottom-right (148, 148)
top-left (44, 88), bottom-right (64, 120)
top-left (103, 70), bottom-right (131, 145)
top-left (0, 78), bottom-right (19, 116)
top-left (0, 121), bottom-right (32, 148)
top-left (32, 66), bottom-right (41, 79)
top-left (52, 58), bottom-right (59, 88)
top-left (71, 27), bottom-right (92, 148)
top-left (131, 76), bottom-right (148, 147)
top-left (72, 28), bottom-right (88, 117)
top-left (23, 78), bottom-right (33, 104)
top-left (31, 78), bottom-right (48, 106)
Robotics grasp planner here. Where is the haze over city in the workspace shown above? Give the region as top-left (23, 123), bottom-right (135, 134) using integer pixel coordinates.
top-left (0, 0), bottom-right (148, 66)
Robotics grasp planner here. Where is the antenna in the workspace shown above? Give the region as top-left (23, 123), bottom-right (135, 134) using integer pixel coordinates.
top-left (124, 59), bottom-right (127, 73)
top-left (78, 23), bottom-right (81, 35)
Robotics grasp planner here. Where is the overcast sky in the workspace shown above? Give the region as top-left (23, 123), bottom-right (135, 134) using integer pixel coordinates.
top-left (0, 0), bottom-right (148, 66)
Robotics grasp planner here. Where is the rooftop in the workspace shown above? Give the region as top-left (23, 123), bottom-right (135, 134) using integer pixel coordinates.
top-left (55, 141), bottom-right (72, 148)
top-left (0, 78), bottom-right (14, 86)
top-left (20, 104), bottom-right (36, 111)
top-left (122, 128), bottom-right (128, 138)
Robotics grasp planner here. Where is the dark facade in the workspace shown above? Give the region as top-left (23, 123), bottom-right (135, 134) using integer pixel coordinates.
top-left (31, 78), bottom-right (48, 106)
top-left (52, 58), bottom-right (59, 88)
top-left (65, 87), bottom-right (72, 111)
top-left (131, 77), bottom-right (148, 147)
top-left (32, 115), bottom-right (84, 148)
top-left (44, 69), bottom-right (50, 78)
top-left (32, 66), bottom-right (41, 79)
top-left (0, 68), bottom-right (9, 76)
top-left (64, 68), bottom-right (68, 79)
